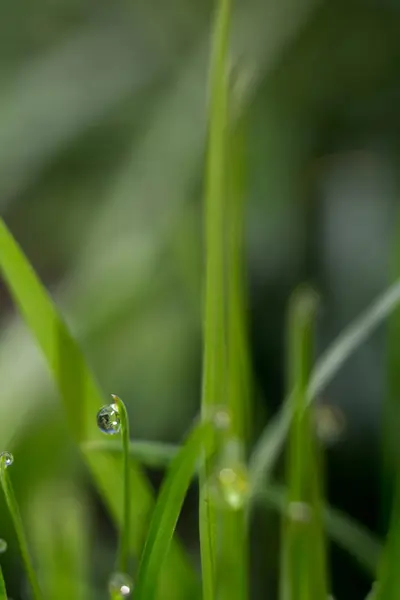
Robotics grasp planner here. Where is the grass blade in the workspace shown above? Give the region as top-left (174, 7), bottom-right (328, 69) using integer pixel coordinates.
top-left (0, 218), bottom-right (197, 600)
top-left (81, 439), bottom-right (179, 469)
top-left (280, 287), bottom-right (328, 600)
top-left (0, 454), bottom-right (43, 600)
top-left (134, 419), bottom-right (215, 600)
top-left (27, 483), bottom-right (90, 600)
top-left (250, 280), bottom-right (400, 495)
top-left (257, 484), bottom-right (381, 577)
top-left (200, 0), bottom-right (231, 597)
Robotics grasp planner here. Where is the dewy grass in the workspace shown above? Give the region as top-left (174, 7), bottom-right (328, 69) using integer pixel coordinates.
top-left (0, 217), bottom-right (196, 600)
top-left (200, 0), bottom-right (231, 597)
top-left (0, 453), bottom-right (43, 600)
top-left (280, 287), bottom-right (328, 600)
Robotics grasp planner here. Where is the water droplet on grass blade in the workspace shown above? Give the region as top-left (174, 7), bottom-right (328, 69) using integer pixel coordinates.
top-left (209, 438), bottom-right (250, 510)
top-left (0, 539), bottom-right (7, 553)
top-left (314, 404), bottom-right (346, 446)
top-left (97, 403), bottom-right (121, 435)
top-left (109, 572), bottom-right (133, 598)
top-left (287, 501), bottom-right (312, 523)
top-left (0, 452), bottom-right (13, 468)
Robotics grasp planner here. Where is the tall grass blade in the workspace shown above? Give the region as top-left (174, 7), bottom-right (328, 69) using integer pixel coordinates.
top-left (0, 218), bottom-right (196, 600)
top-left (134, 419), bottom-right (215, 600)
top-left (0, 458), bottom-right (43, 600)
top-left (200, 0), bottom-right (231, 597)
top-left (250, 280), bottom-right (400, 495)
top-left (279, 287), bottom-right (328, 600)
top-left (258, 484), bottom-right (381, 577)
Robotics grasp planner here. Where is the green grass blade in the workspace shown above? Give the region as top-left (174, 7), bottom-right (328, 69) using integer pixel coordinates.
top-left (81, 439), bottom-right (179, 469)
top-left (200, 0), bottom-right (231, 597)
top-left (0, 218), bottom-right (197, 600)
top-left (250, 280), bottom-right (400, 495)
top-left (134, 419), bottom-right (215, 600)
top-left (27, 483), bottom-right (90, 600)
top-left (0, 457), bottom-right (43, 600)
top-left (0, 566), bottom-right (7, 600)
top-left (280, 287), bottom-right (327, 600)
top-left (257, 484), bottom-right (381, 577)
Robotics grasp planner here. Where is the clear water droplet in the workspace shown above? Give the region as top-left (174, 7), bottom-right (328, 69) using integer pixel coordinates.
top-left (108, 572), bottom-right (133, 598)
top-left (97, 404), bottom-right (121, 435)
top-left (0, 539), bottom-right (7, 553)
top-left (287, 501), bottom-right (312, 523)
top-left (209, 406), bottom-right (232, 431)
top-left (0, 452), bottom-right (13, 468)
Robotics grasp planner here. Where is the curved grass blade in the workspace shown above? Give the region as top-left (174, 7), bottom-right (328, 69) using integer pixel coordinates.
top-left (258, 484), bottom-right (381, 577)
top-left (250, 280), bottom-right (400, 494)
top-left (0, 457), bottom-right (43, 600)
top-left (134, 419), bottom-right (215, 600)
top-left (200, 0), bottom-right (231, 597)
top-left (0, 218), bottom-right (197, 600)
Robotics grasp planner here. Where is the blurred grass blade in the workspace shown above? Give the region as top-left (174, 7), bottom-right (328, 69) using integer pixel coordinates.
top-left (250, 279), bottom-right (400, 495)
top-left (258, 484), bottom-right (381, 577)
top-left (134, 419), bottom-right (215, 600)
top-left (81, 439), bottom-right (179, 469)
top-left (374, 477), bottom-right (400, 599)
top-left (200, 0), bottom-right (231, 597)
top-left (280, 287), bottom-right (328, 600)
top-left (0, 566), bottom-right (7, 600)
top-left (219, 116), bottom-right (250, 600)
top-left (0, 458), bottom-right (43, 600)
top-left (28, 484), bottom-right (90, 600)
top-left (0, 218), bottom-right (197, 600)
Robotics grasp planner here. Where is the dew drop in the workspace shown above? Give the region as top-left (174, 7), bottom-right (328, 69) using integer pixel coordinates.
top-left (97, 404), bottom-right (121, 435)
top-left (209, 438), bottom-right (250, 510)
top-left (0, 539), bottom-right (7, 553)
top-left (314, 404), bottom-right (346, 446)
top-left (0, 452), bottom-right (13, 468)
top-left (108, 572), bottom-right (133, 598)
top-left (287, 501), bottom-right (312, 523)
top-left (216, 465), bottom-right (249, 510)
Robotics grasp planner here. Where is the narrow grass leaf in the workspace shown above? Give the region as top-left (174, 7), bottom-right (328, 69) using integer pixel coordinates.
top-left (250, 279), bottom-right (400, 495)
top-left (200, 0), bottom-right (231, 597)
top-left (258, 484), bottom-right (381, 577)
top-left (0, 458), bottom-right (43, 600)
top-left (0, 218), bottom-right (197, 600)
top-left (134, 419), bottom-right (215, 600)
top-left (280, 287), bottom-right (327, 600)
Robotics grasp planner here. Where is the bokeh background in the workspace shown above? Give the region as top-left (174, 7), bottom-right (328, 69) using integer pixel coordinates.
top-left (1, 0), bottom-right (400, 598)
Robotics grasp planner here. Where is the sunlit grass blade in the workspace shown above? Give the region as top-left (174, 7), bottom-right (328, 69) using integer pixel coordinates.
top-left (0, 454), bottom-right (43, 600)
top-left (280, 287), bottom-right (328, 600)
top-left (0, 218), bottom-right (197, 600)
top-left (0, 566), bottom-right (7, 600)
top-left (134, 419), bottom-right (215, 600)
top-left (250, 279), bottom-right (400, 495)
top-left (200, 0), bottom-right (231, 597)
top-left (257, 483), bottom-right (381, 577)
top-left (27, 483), bottom-right (90, 600)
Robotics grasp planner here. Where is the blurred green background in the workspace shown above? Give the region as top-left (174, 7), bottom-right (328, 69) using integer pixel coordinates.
top-left (1, 0), bottom-right (400, 598)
